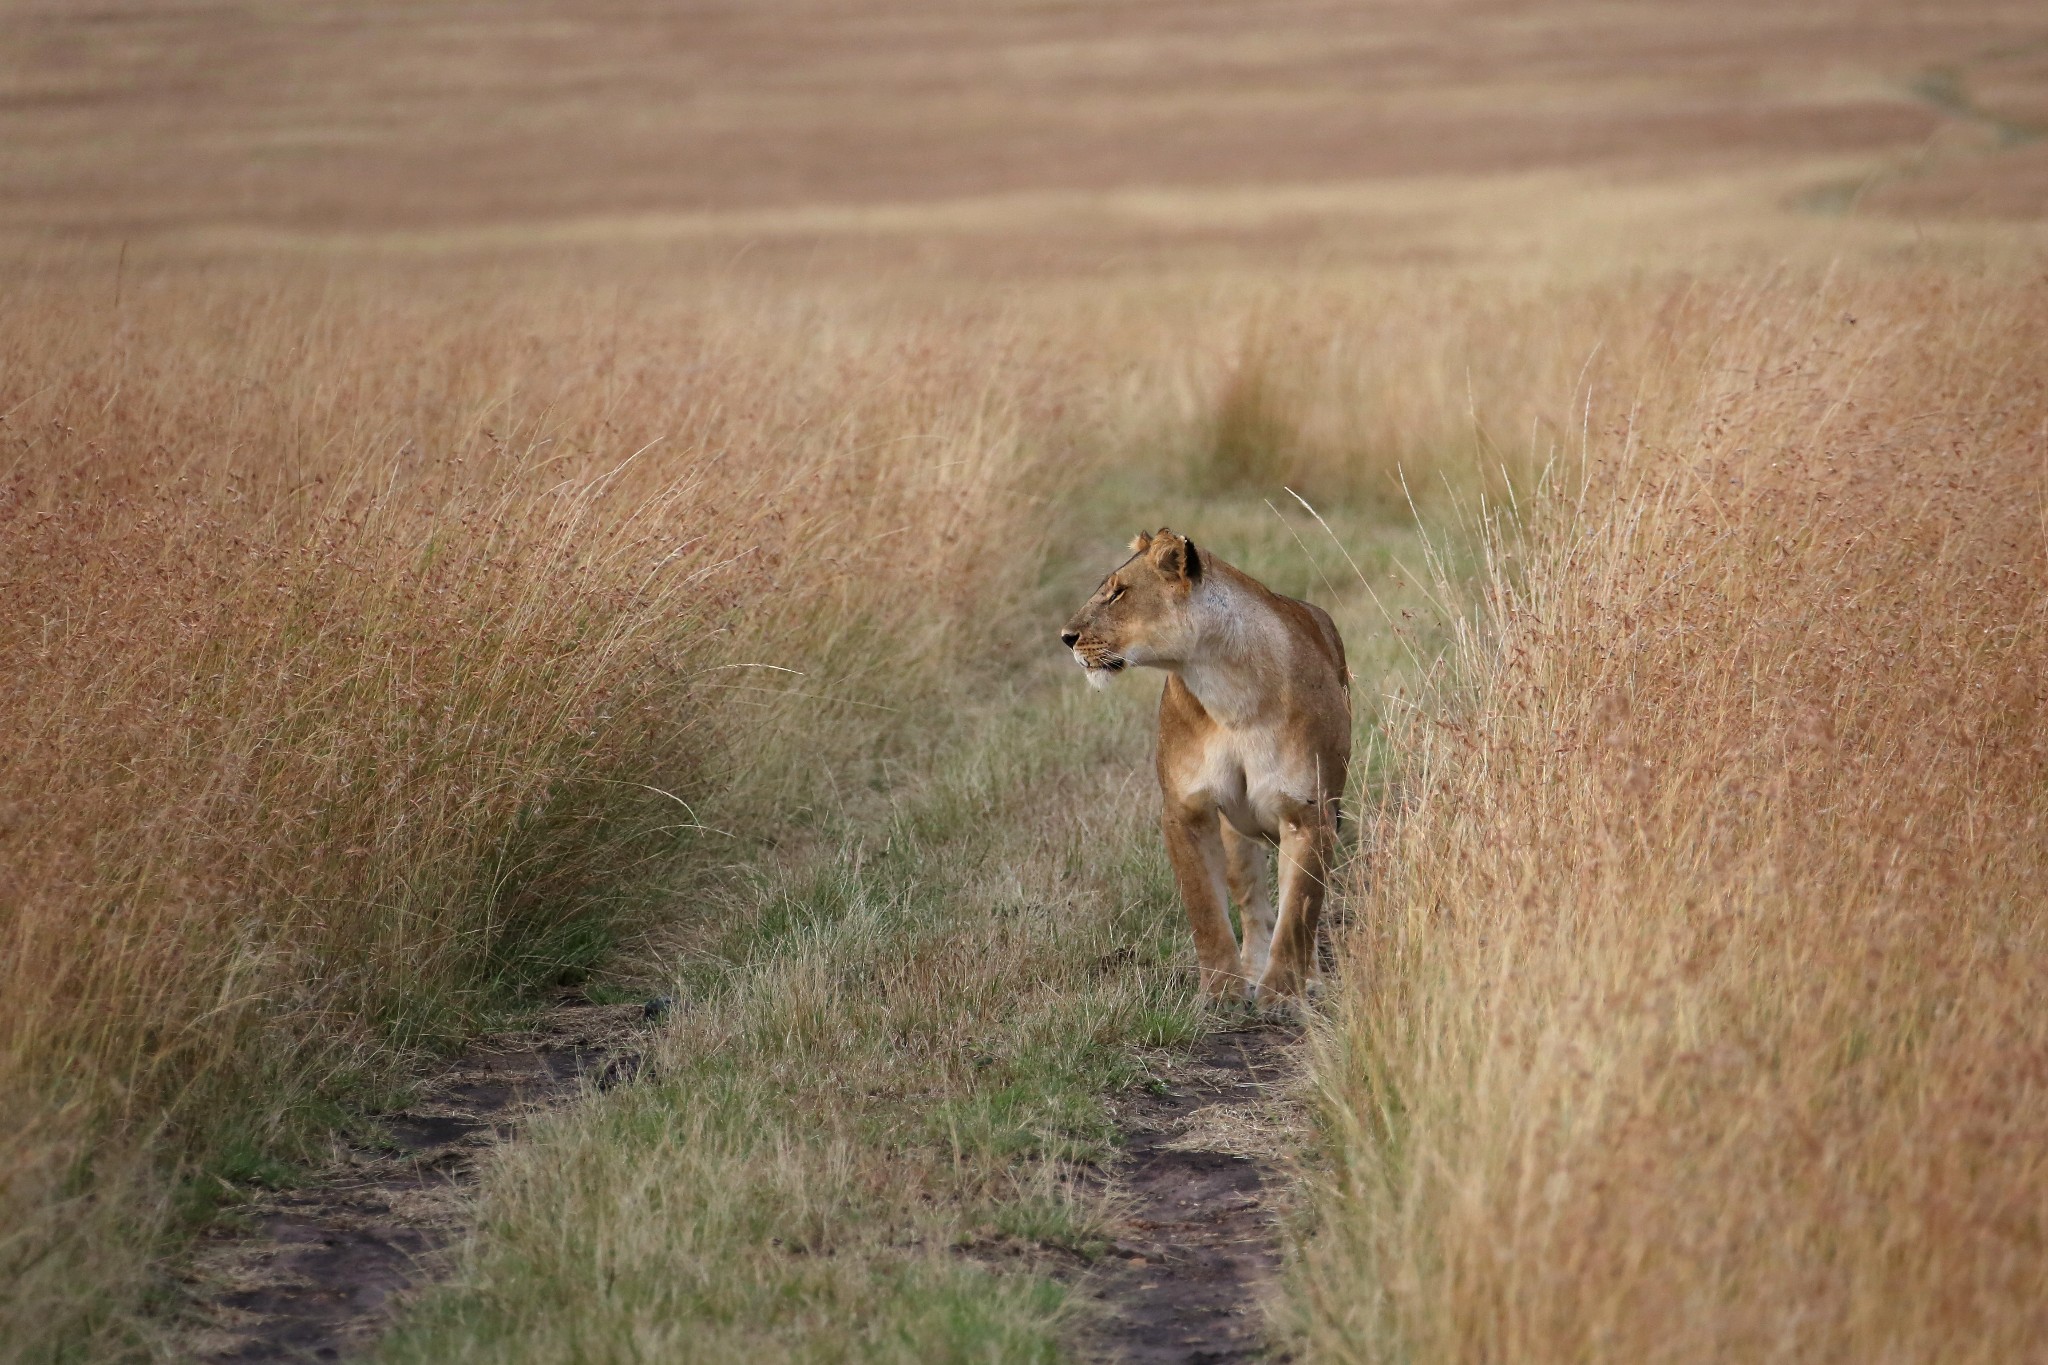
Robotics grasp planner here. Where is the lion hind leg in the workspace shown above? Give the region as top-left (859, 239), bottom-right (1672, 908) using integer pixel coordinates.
top-left (1258, 812), bottom-right (1333, 1004)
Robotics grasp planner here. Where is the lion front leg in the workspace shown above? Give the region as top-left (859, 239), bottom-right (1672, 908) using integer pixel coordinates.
top-left (1162, 804), bottom-right (1247, 1000)
top-left (1222, 820), bottom-right (1275, 984)
top-left (1256, 810), bottom-right (1333, 1004)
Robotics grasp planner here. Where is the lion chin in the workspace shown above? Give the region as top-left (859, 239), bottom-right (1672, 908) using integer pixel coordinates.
top-left (1075, 652), bottom-right (1126, 689)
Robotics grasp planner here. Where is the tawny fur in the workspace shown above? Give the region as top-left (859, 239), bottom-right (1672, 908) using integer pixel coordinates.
top-left (1061, 528), bottom-right (1350, 1003)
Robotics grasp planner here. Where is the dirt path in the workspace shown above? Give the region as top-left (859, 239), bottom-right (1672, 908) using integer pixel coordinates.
top-left (176, 1006), bottom-right (1301, 1364)
top-left (179, 995), bottom-right (655, 1363)
top-left (1078, 1025), bottom-right (1300, 1364)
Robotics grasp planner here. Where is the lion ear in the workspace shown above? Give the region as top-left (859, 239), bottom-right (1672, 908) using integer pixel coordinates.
top-left (1129, 530), bottom-right (1154, 554)
top-left (1149, 530), bottom-right (1203, 583)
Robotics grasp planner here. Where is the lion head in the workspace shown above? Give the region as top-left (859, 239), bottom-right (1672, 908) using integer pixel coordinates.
top-left (1060, 528), bottom-right (1205, 688)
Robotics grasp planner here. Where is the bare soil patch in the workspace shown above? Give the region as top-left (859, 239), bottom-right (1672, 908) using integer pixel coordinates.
top-left (1079, 1025), bottom-right (1300, 1365)
top-left (178, 997), bottom-right (655, 1363)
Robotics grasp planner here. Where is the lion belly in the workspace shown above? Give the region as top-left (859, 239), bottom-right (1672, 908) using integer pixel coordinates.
top-left (1182, 724), bottom-right (1321, 844)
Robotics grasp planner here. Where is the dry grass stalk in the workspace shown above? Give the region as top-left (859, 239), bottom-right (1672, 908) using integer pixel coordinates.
top-left (1303, 270), bottom-right (2048, 1362)
top-left (0, 274), bottom-right (1055, 1356)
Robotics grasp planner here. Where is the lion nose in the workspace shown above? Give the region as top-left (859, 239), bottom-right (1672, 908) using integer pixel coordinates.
top-left (1060, 630), bottom-right (1080, 648)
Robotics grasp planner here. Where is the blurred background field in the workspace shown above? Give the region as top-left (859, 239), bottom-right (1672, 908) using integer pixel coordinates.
top-left (4, 3), bottom-right (2047, 1362)
top-left (4, 0), bottom-right (2045, 277)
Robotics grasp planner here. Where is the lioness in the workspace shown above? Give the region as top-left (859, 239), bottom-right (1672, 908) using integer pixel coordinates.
top-left (1061, 528), bottom-right (1350, 1004)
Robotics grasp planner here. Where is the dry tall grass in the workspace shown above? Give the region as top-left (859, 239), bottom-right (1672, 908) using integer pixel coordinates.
top-left (15, 247), bottom-right (2046, 1362)
top-left (1304, 269), bottom-right (2048, 1362)
top-left (1052, 275), bottom-right (1649, 518)
top-left (0, 272), bottom-right (1059, 1357)
top-left (0, 252), bottom-right (1578, 1359)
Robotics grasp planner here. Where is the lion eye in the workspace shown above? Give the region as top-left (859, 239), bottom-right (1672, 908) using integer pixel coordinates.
top-left (1105, 585), bottom-right (1125, 603)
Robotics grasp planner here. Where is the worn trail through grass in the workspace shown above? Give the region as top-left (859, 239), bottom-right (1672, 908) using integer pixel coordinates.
top-left (185, 1002), bottom-right (651, 1362)
top-left (312, 489), bottom-right (1435, 1364)
top-left (1076, 1026), bottom-right (1298, 1364)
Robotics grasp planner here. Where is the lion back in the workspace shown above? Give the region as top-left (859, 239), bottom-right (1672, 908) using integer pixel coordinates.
top-left (1300, 600), bottom-right (1349, 690)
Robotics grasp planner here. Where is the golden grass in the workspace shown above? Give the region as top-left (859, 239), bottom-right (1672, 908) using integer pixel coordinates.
top-left (1302, 269), bottom-right (2048, 1362)
top-left (10, 238), bottom-right (2048, 1364)
top-left (6, 5), bottom-right (2048, 1358)
top-left (0, 247), bottom-right (1504, 1359)
top-left (0, 272), bottom-right (1062, 1357)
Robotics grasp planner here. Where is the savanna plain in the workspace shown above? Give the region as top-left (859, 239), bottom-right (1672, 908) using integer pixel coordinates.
top-left (5, 3), bottom-right (2048, 1362)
